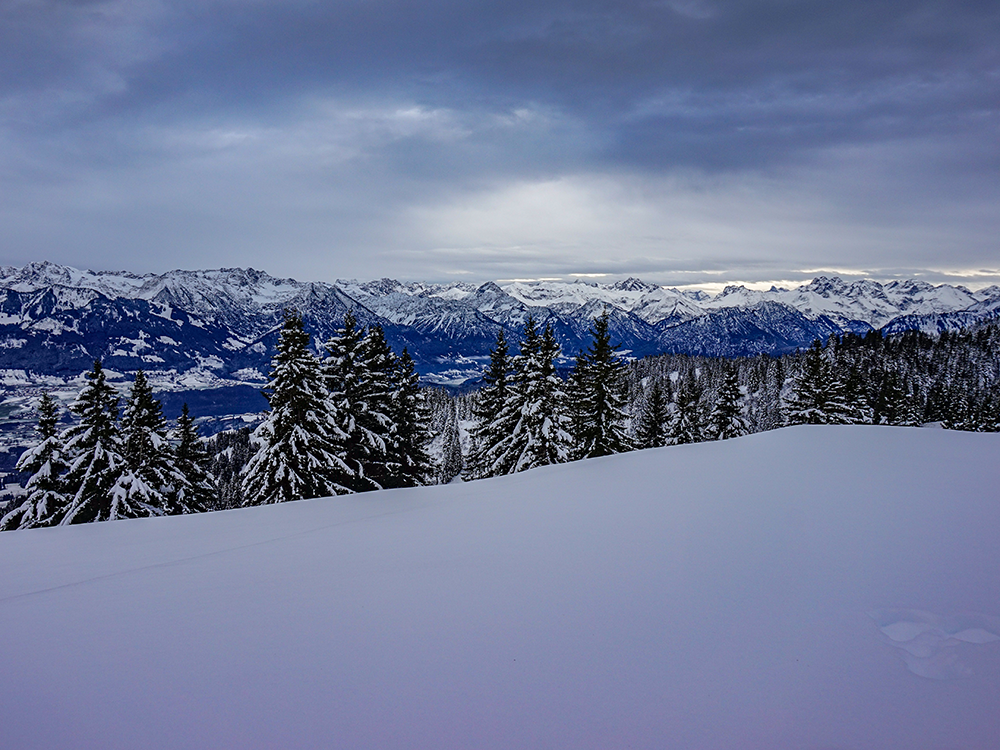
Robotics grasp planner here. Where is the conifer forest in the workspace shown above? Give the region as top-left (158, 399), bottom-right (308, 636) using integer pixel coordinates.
top-left (3, 311), bottom-right (999, 530)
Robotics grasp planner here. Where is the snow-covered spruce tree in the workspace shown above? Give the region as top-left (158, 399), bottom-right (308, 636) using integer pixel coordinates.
top-left (635, 380), bottom-right (670, 449)
top-left (871, 368), bottom-right (910, 426)
top-left (822, 335), bottom-right (867, 424)
top-left (942, 390), bottom-right (974, 431)
top-left (943, 360), bottom-right (981, 431)
top-left (707, 363), bottom-right (748, 440)
top-left (669, 368), bottom-right (705, 445)
top-left (388, 348), bottom-right (435, 487)
top-left (565, 353), bottom-right (589, 458)
top-left (1, 393), bottom-right (69, 530)
top-left (207, 427), bottom-right (253, 509)
top-left (569, 310), bottom-right (631, 459)
top-left (922, 376), bottom-right (950, 423)
top-left (975, 391), bottom-right (1000, 432)
top-left (464, 327), bottom-right (515, 480)
top-left (323, 310), bottom-right (367, 490)
top-left (354, 325), bottom-right (399, 489)
top-left (784, 340), bottom-right (853, 425)
top-left (899, 379), bottom-right (925, 427)
top-left (118, 370), bottom-right (181, 515)
top-left (61, 361), bottom-right (154, 523)
top-left (492, 317), bottom-right (571, 472)
top-left (841, 362), bottom-right (873, 424)
top-left (171, 404), bottom-right (216, 513)
top-left (323, 311), bottom-right (386, 492)
top-left (435, 397), bottom-right (463, 484)
top-left (749, 356), bottom-right (786, 432)
top-left (243, 310), bottom-right (352, 505)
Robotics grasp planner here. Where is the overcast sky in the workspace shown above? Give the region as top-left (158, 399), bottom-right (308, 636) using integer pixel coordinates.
top-left (1, 0), bottom-right (997, 289)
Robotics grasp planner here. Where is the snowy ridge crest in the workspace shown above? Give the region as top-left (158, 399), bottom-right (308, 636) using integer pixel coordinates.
top-left (1, 263), bottom-right (997, 385)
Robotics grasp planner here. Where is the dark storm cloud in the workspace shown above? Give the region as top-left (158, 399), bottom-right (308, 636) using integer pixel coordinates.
top-left (7, 0), bottom-right (997, 164)
top-left (0, 0), bottom-right (997, 282)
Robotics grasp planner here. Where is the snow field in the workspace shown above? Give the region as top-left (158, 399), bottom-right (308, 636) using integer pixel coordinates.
top-left (0, 425), bottom-right (999, 749)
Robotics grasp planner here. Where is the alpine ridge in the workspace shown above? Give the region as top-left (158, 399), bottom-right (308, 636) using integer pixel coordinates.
top-left (2, 262), bottom-right (999, 397)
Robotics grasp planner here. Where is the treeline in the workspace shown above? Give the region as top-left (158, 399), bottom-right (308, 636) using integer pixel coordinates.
top-left (1, 310), bottom-right (435, 530)
top-left (463, 312), bottom-right (630, 478)
top-left (4, 313), bottom-right (998, 530)
top-left (460, 309), bottom-right (747, 479)
top-left (462, 316), bottom-right (1000, 480)
top-left (620, 323), bottom-right (1000, 444)
top-left (1, 366), bottom-right (215, 530)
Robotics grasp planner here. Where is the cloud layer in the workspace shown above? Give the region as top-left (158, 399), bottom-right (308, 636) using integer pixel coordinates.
top-left (1, 0), bottom-right (997, 286)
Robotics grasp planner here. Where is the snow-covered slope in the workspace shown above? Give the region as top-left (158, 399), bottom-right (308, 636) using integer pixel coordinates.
top-left (1, 426), bottom-right (998, 750)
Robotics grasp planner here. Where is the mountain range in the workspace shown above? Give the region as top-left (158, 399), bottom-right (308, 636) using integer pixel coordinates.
top-left (2, 262), bottom-right (999, 397)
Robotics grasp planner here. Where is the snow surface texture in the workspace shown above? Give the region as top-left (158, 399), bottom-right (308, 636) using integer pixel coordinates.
top-left (1, 426), bottom-right (999, 750)
top-left (869, 609), bottom-right (1000, 680)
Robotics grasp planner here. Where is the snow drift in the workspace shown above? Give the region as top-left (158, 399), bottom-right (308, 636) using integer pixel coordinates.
top-left (1, 426), bottom-right (999, 749)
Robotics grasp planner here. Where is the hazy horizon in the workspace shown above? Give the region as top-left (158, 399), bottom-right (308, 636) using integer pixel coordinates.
top-left (4, 259), bottom-right (1000, 295)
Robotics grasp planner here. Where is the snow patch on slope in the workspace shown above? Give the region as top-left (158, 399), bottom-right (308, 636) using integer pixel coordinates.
top-left (1, 426), bottom-right (998, 749)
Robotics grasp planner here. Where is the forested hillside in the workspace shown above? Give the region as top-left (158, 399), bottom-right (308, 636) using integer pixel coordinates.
top-left (3, 316), bottom-right (998, 528)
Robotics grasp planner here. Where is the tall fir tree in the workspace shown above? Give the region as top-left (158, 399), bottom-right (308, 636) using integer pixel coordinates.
top-left (669, 369), bottom-right (705, 445)
top-left (707, 364), bottom-right (748, 440)
top-left (767, 357), bottom-right (787, 430)
top-left (117, 370), bottom-right (179, 515)
top-left (243, 310), bottom-right (352, 505)
top-left (493, 318), bottom-right (572, 472)
top-left (171, 404), bottom-right (215, 513)
top-left (323, 311), bottom-right (382, 492)
top-left (784, 340), bottom-right (853, 425)
top-left (840, 358), bottom-right (873, 424)
top-left (61, 361), bottom-right (151, 523)
top-left (2, 393), bottom-right (69, 530)
top-left (899, 379), bottom-right (924, 427)
top-left (207, 428), bottom-right (253, 509)
top-left (923, 377), bottom-right (951, 423)
top-left (435, 396), bottom-right (464, 484)
top-left (354, 325), bottom-right (398, 489)
top-left (871, 368), bottom-right (909, 426)
top-left (974, 391), bottom-right (1000, 432)
top-left (569, 310), bottom-right (631, 458)
top-left (942, 388), bottom-right (974, 431)
top-left (388, 348), bottom-right (435, 487)
top-left (635, 380), bottom-right (670, 449)
top-left (323, 310), bottom-right (365, 487)
top-left (464, 328), bottom-right (515, 479)
top-left (565, 350), bottom-right (589, 456)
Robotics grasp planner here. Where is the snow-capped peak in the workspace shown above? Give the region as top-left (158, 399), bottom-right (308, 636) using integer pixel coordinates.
top-left (609, 277), bottom-right (660, 293)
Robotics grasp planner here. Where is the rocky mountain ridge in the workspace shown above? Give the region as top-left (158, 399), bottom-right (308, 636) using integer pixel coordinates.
top-left (2, 262), bottom-right (999, 396)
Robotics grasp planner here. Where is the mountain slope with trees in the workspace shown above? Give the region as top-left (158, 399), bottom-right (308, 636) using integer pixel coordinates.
top-left (4, 314), bottom-right (998, 527)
